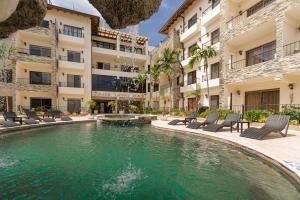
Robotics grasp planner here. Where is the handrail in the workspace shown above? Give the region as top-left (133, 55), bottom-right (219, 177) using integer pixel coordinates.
top-left (59, 55), bottom-right (84, 63)
top-left (283, 40), bottom-right (300, 56)
top-left (59, 82), bottom-right (84, 88)
top-left (227, 48), bottom-right (276, 70)
top-left (17, 47), bottom-right (53, 58)
top-left (226, 0), bottom-right (275, 26)
top-left (16, 78), bottom-right (52, 85)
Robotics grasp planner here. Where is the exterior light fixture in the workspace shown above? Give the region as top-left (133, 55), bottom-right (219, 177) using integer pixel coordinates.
top-left (237, 90), bottom-right (241, 95)
top-left (288, 83), bottom-right (294, 90)
top-left (239, 50), bottom-right (243, 55)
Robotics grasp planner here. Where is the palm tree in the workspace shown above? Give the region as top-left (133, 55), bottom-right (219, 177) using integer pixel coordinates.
top-left (147, 64), bottom-right (162, 108)
top-left (188, 45), bottom-right (217, 107)
top-left (135, 73), bottom-right (147, 92)
top-left (158, 48), bottom-right (181, 109)
top-left (187, 85), bottom-right (202, 111)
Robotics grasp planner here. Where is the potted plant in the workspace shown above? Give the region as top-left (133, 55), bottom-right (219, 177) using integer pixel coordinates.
top-left (108, 101), bottom-right (117, 113)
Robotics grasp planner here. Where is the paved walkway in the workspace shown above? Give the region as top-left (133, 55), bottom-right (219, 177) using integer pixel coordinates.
top-left (152, 118), bottom-right (300, 181)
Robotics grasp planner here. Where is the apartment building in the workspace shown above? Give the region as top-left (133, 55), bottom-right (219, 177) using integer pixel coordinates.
top-left (147, 0), bottom-right (222, 111)
top-left (221, 0), bottom-right (300, 112)
top-left (0, 3), bottom-right (150, 114)
top-left (91, 28), bottom-right (149, 113)
top-left (147, 0), bottom-right (300, 112)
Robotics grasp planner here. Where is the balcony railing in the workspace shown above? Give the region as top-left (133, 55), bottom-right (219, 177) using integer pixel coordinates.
top-left (61, 29), bottom-right (84, 38)
top-left (59, 82), bottom-right (84, 88)
top-left (16, 78), bottom-right (51, 85)
top-left (202, 0), bottom-right (220, 16)
top-left (59, 56), bottom-right (84, 63)
top-left (227, 49), bottom-right (276, 70)
top-left (18, 48), bottom-right (52, 58)
top-left (226, 0), bottom-right (275, 29)
top-left (284, 41), bottom-right (300, 56)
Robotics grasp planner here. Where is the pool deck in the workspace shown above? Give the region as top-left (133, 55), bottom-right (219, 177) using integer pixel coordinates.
top-left (152, 118), bottom-right (300, 183)
top-left (0, 116), bottom-right (96, 134)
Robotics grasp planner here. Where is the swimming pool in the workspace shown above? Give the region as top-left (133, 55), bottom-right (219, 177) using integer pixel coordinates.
top-left (0, 123), bottom-right (299, 199)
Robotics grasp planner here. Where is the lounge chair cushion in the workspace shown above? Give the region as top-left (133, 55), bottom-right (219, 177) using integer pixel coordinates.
top-left (2, 121), bottom-right (20, 127)
top-left (186, 122), bottom-right (205, 129)
top-left (61, 116), bottom-right (72, 121)
top-left (203, 124), bottom-right (227, 132)
top-left (43, 118), bottom-right (56, 123)
top-left (168, 119), bottom-right (185, 125)
top-left (240, 127), bottom-right (276, 140)
top-left (24, 119), bottom-right (39, 125)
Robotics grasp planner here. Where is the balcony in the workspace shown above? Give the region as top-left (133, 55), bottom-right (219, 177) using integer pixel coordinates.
top-left (226, 0), bottom-right (276, 31)
top-left (21, 20), bottom-right (54, 39)
top-left (202, 3), bottom-right (221, 27)
top-left (180, 21), bottom-right (201, 42)
top-left (227, 48), bottom-right (276, 71)
top-left (16, 47), bottom-right (53, 64)
top-left (181, 57), bottom-right (192, 67)
top-left (15, 78), bottom-right (53, 92)
top-left (58, 82), bottom-right (85, 95)
top-left (92, 45), bottom-right (148, 62)
top-left (92, 67), bottom-right (142, 78)
top-left (58, 56), bottom-right (85, 71)
top-left (180, 83), bottom-right (198, 93)
top-left (58, 30), bottom-right (85, 46)
top-left (201, 74), bottom-right (220, 88)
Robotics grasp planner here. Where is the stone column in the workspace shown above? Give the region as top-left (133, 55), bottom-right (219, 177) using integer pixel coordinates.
top-left (275, 14), bottom-right (285, 59)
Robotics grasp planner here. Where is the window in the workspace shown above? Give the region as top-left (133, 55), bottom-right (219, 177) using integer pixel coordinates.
top-left (212, 0), bottom-right (220, 9)
top-left (30, 98), bottom-right (52, 109)
top-left (188, 43), bottom-right (197, 57)
top-left (246, 41), bottom-right (276, 66)
top-left (245, 89), bottom-right (279, 112)
top-left (148, 65), bottom-right (150, 72)
top-left (148, 83), bottom-right (151, 92)
top-left (154, 83), bottom-right (159, 92)
top-left (135, 47), bottom-right (144, 55)
top-left (67, 99), bottom-right (81, 114)
top-left (247, 0), bottom-right (275, 17)
top-left (67, 75), bottom-right (81, 88)
top-left (97, 62), bottom-right (111, 70)
top-left (210, 95), bottom-right (219, 109)
top-left (40, 20), bottom-right (49, 28)
top-left (29, 45), bottom-right (51, 57)
top-left (67, 51), bottom-right (81, 63)
top-left (121, 65), bottom-right (134, 72)
top-left (94, 41), bottom-right (116, 50)
top-left (188, 14), bottom-right (197, 29)
top-left (211, 28), bottom-right (220, 45)
top-left (0, 69), bottom-right (12, 83)
top-left (187, 71), bottom-right (197, 85)
top-left (120, 45), bottom-right (132, 53)
top-left (30, 71), bottom-right (51, 85)
top-left (63, 25), bottom-right (83, 38)
top-left (211, 62), bottom-right (220, 79)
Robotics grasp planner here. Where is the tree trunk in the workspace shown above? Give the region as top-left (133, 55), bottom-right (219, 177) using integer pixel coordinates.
top-left (168, 79), bottom-right (172, 112)
top-left (205, 58), bottom-right (210, 107)
top-left (150, 83), bottom-right (153, 109)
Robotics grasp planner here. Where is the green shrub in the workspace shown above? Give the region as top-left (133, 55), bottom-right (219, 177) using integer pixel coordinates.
top-left (279, 108), bottom-right (300, 123)
top-left (198, 108), bottom-right (234, 120)
top-left (245, 110), bottom-right (269, 122)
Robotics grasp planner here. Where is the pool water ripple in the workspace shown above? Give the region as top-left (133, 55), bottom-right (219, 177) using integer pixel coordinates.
top-left (0, 123), bottom-right (299, 199)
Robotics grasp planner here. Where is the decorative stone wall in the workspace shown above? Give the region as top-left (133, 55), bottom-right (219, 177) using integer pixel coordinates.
top-left (219, 0), bottom-right (300, 108)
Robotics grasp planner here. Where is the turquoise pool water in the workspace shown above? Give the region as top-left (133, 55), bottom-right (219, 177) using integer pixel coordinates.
top-left (0, 123), bottom-right (299, 199)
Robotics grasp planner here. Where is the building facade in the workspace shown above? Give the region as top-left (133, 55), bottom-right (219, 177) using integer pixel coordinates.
top-left (146, 0), bottom-right (300, 113)
top-left (0, 4), bottom-right (150, 114)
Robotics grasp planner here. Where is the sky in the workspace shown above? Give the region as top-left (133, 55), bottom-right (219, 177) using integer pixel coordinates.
top-left (139, 0), bottom-right (184, 47)
top-left (48, 0), bottom-right (184, 47)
